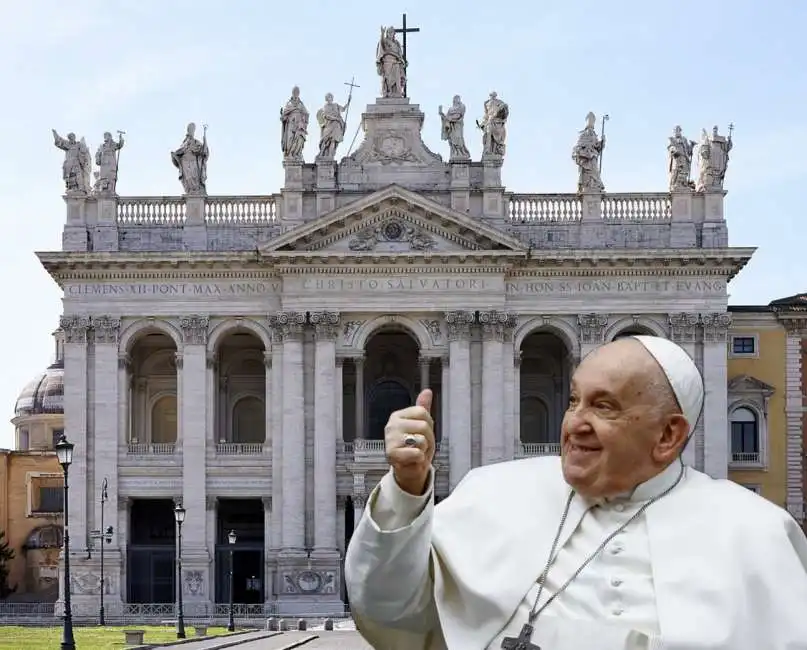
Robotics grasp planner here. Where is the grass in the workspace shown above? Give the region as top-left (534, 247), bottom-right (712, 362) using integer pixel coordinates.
top-left (0, 625), bottom-right (233, 649)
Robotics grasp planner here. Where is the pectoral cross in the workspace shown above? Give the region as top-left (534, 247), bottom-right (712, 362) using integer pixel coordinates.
top-left (394, 13), bottom-right (420, 98)
top-left (501, 623), bottom-right (541, 650)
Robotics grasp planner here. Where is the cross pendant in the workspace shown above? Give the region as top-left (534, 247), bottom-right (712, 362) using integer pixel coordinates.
top-left (501, 623), bottom-right (541, 650)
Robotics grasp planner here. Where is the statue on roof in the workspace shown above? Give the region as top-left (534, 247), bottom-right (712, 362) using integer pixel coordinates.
top-left (376, 26), bottom-right (406, 98)
top-left (572, 112), bottom-right (606, 192)
top-left (667, 125), bottom-right (696, 192)
top-left (94, 131), bottom-right (125, 195)
top-left (439, 96), bottom-right (470, 160)
top-left (171, 122), bottom-right (209, 195)
top-left (52, 129), bottom-right (92, 193)
top-left (317, 92), bottom-right (350, 160)
top-left (477, 92), bottom-right (509, 158)
top-left (280, 86), bottom-right (309, 161)
top-left (696, 124), bottom-right (734, 192)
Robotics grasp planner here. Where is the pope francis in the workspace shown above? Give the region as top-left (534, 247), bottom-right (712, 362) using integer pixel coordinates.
top-left (344, 335), bottom-right (807, 650)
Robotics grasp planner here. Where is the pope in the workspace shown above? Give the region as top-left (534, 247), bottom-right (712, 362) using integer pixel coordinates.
top-left (344, 335), bottom-right (807, 650)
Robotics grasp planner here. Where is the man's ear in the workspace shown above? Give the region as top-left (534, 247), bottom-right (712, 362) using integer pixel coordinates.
top-left (653, 414), bottom-right (690, 464)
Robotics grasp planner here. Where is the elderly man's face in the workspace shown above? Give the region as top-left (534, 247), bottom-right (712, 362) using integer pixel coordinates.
top-left (560, 338), bottom-right (688, 498)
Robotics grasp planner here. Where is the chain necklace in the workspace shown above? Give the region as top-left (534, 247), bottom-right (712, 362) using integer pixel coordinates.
top-left (501, 462), bottom-right (685, 650)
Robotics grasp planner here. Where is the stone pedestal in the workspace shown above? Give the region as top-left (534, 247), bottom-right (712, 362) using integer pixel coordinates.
top-left (700, 191), bottom-right (728, 247)
top-left (669, 191), bottom-right (696, 248)
top-left (481, 155), bottom-right (505, 228)
top-left (281, 162), bottom-right (305, 231)
top-left (450, 160), bottom-right (471, 213)
top-left (57, 549), bottom-right (124, 618)
top-left (92, 195), bottom-right (120, 251)
top-left (273, 553), bottom-right (343, 616)
top-left (63, 192), bottom-right (90, 251)
top-left (183, 195), bottom-right (208, 251)
top-left (579, 192), bottom-right (603, 248)
top-left (315, 159), bottom-right (336, 216)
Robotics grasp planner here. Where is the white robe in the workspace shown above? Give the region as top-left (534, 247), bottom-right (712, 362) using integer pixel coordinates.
top-left (345, 456), bottom-right (807, 650)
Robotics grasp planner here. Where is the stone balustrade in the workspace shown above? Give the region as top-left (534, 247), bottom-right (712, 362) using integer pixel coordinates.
top-left (508, 193), bottom-right (673, 223)
top-left (518, 442), bottom-right (562, 457)
top-left (127, 442), bottom-right (176, 455)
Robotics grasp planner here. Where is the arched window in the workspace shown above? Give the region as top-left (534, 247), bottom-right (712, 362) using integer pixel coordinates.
top-left (151, 395), bottom-right (177, 444)
top-left (520, 396), bottom-right (550, 443)
top-left (613, 328), bottom-right (655, 339)
top-left (232, 396), bottom-right (265, 443)
top-left (730, 407), bottom-right (759, 459)
top-left (368, 380), bottom-right (412, 440)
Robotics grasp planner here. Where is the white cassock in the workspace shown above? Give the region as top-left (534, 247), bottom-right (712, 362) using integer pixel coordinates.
top-left (344, 336), bottom-right (807, 649)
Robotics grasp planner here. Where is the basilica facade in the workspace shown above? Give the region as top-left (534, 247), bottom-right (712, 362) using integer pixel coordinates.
top-left (38, 35), bottom-right (784, 616)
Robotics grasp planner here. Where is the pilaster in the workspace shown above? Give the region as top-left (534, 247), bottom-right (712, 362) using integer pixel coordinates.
top-left (668, 312), bottom-right (701, 467)
top-left (269, 312), bottom-right (306, 553)
top-left (315, 160), bottom-right (336, 216)
top-left (269, 335), bottom-right (283, 552)
top-left (449, 160), bottom-right (471, 214)
top-left (178, 315), bottom-right (211, 603)
top-left (481, 156), bottom-right (505, 229)
top-left (183, 196), bottom-right (208, 251)
top-left (92, 196), bottom-right (120, 251)
top-left (445, 310), bottom-right (474, 489)
top-left (91, 317), bottom-right (121, 552)
top-left (503, 323), bottom-right (519, 461)
top-left (701, 312), bottom-right (731, 479)
top-left (62, 193), bottom-right (90, 251)
top-left (60, 315), bottom-right (90, 543)
top-left (479, 311), bottom-right (515, 465)
top-left (281, 161), bottom-right (304, 232)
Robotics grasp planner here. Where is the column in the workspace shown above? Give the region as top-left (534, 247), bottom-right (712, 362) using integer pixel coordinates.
top-left (668, 313), bottom-right (700, 468)
top-left (419, 357), bottom-right (431, 391)
top-left (271, 312), bottom-right (306, 553)
top-left (117, 354), bottom-right (130, 447)
top-left (479, 311), bottom-right (507, 465)
top-left (263, 351), bottom-right (272, 447)
top-left (311, 311), bottom-right (339, 553)
top-left (577, 313), bottom-right (609, 359)
top-left (354, 356), bottom-right (365, 439)
top-left (206, 353), bottom-right (217, 446)
top-left (335, 358), bottom-right (344, 441)
top-left (513, 351), bottom-right (522, 456)
top-left (262, 497), bottom-right (273, 601)
top-left (352, 495), bottom-right (365, 532)
top-left (60, 316), bottom-right (90, 545)
top-left (701, 313), bottom-right (731, 479)
top-left (445, 311), bottom-right (474, 490)
top-left (178, 315), bottom-right (210, 600)
top-left (92, 317), bottom-right (121, 547)
top-left (783, 323), bottom-right (805, 522)
top-left (269, 334), bottom-right (283, 552)
top-left (440, 355), bottom-right (449, 447)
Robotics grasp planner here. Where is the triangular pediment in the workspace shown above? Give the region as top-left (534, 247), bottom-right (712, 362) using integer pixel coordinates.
top-left (260, 185), bottom-right (526, 255)
top-left (728, 374), bottom-right (775, 395)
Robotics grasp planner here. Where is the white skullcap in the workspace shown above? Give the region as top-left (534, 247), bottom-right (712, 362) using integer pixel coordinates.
top-left (630, 335), bottom-right (704, 433)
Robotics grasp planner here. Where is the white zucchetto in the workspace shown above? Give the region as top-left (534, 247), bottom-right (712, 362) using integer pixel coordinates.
top-left (630, 335), bottom-right (704, 431)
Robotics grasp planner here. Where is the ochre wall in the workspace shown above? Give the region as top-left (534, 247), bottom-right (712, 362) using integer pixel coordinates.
top-left (0, 451), bottom-right (62, 595)
top-left (727, 326), bottom-right (787, 507)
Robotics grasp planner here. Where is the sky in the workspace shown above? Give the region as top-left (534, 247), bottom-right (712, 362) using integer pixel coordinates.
top-left (0, 0), bottom-right (804, 448)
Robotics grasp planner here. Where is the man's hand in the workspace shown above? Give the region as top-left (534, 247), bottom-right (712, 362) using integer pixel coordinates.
top-left (385, 389), bottom-right (434, 496)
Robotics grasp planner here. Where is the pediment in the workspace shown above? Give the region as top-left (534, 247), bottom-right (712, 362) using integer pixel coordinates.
top-left (728, 374), bottom-right (775, 396)
top-left (260, 185), bottom-right (526, 255)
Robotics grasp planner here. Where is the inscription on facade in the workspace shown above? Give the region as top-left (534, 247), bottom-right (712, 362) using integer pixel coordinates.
top-left (300, 277), bottom-right (490, 292)
top-left (506, 278), bottom-right (726, 295)
top-left (66, 281), bottom-right (281, 298)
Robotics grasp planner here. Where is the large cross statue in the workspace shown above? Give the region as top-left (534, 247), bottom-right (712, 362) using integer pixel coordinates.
top-left (394, 13), bottom-right (420, 98)
top-left (501, 623), bottom-right (541, 650)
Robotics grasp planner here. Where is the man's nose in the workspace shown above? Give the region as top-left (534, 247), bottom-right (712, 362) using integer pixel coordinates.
top-left (564, 406), bottom-right (593, 435)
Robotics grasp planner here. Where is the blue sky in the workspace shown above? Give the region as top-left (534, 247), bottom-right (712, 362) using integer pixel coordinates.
top-left (0, 0), bottom-right (804, 447)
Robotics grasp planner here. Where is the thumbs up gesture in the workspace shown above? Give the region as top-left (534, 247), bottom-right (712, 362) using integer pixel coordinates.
top-left (385, 389), bottom-right (435, 496)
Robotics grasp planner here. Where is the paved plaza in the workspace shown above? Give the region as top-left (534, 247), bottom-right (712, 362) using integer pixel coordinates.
top-left (235, 631), bottom-right (371, 649)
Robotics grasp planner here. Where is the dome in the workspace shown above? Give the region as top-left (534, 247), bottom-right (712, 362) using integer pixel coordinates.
top-left (14, 359), bottom-right (64, 417)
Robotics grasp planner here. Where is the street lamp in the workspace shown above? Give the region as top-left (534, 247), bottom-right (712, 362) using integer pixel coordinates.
top-left (55, 434), bottom-right (75, 650)
top-left (98, 479), bottom-right (112, 626)
top-left (173, 503), bottom-right (186, 640)
top-left (227, 530), bottom-right (236, 632)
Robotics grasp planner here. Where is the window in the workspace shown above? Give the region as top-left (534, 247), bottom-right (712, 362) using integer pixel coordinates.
top-left (368, 380), bottom-right (412, 440)
top-left (17, 429), bottom-right (29, 451)
top-left (730, 407), bottom-right (759, 462)
top-left (151, 395), bottom-right (178, 444)
top-left (520, 396), bottom-right (550, 443)
top-left (730, 335), bottom-right (757, 357)
top-left (36, 487), bottom-right (64, 513)
top-left (231, 396), bottom-right (265, 443)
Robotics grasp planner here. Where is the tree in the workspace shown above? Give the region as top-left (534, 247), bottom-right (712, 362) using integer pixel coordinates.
top-left (0, 531), bottom-right (16, 599)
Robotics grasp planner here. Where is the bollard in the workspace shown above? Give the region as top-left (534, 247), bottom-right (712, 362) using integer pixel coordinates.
top-left (297, 618), bottom-right (307, 631)
top-left (324, 618), bottom-right (334, 631)
top-left (279, 619), bottom-right (288, 631)
top-left (265, 617), bottom-right (279, 631)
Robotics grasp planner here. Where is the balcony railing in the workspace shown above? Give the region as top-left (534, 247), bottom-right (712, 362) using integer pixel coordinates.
top-left (127, 442), bottom-right (176, 455)
top-left (508, 193), bottom-right (672, 223)
top-left (731, 452), bottom-right (761, 464)
top-left (339, 440), bottom-right (444, 456)
top-left (215, 443), bottom-right (267, 456)
top-left (519, 442), bottom-right (562, 457)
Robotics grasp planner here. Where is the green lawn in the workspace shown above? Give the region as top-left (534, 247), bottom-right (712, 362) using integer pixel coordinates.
top-left (0, 625), bottom-right (233, 649)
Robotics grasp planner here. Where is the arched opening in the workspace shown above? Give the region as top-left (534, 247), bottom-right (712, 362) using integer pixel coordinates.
top-left (730, 406), bottom-right (759, 462)
top-left (129, 332), bottom-right (178, 448)
top-left (612, 326), bottom-right (658, 340)
top-left (214, 332), bottom-right (266, 445)
top-left (519, 331), bottom-right (573, 454)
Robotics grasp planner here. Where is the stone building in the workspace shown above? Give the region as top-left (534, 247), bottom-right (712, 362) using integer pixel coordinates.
top-left (37, 26), bottom-right (797, 616)
top-left (1, 329), bottom-right (65, 602)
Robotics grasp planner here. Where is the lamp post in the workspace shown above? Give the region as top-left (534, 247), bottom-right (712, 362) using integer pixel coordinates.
top-left (55, 434), bottom-right (75, 650)
top-left (227, 530), bottom-right (236, 632)
top-left (173, 503), bottom-right (186, 640)
top-left (99, 479), bottom-right (109, 626)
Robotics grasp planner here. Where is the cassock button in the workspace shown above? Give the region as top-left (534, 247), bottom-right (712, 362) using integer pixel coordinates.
top-left (614, 503), bottom-right (625, 512)
top-left (610, 577), bottom-right (622, 587)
